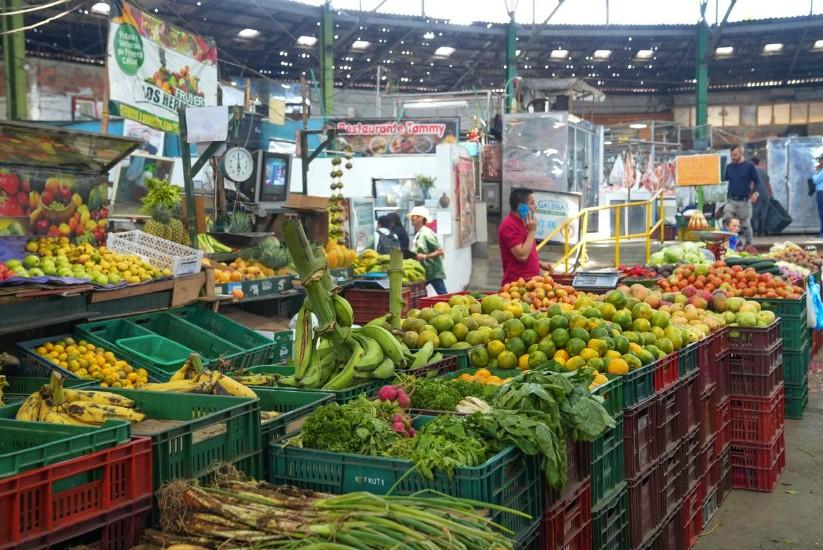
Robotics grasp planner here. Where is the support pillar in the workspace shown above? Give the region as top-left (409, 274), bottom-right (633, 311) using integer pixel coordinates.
top-left (319, 1), bottom-right (334, 117)
top-left (1, 0), bottom-right (28, 120)
top-left (505, 18), bottom-right (517, 113)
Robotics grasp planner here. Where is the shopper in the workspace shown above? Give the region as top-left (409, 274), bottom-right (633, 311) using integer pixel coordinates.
top-left (813, 154), bottom-right (823, 237)
top-left (723, 145), bottom-right (760, 246)
top-left (375, 215), bottom-right (400, 254)
top-left (408, 206), bottom-right (447, 295)
top-left (751, 157), bottom-right (772, 237)
top-left (498, 187), bottom-right (552, 285)
top-left (385, 212), bottom-right (411, 257)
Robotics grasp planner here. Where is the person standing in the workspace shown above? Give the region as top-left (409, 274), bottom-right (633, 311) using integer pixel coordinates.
top-left (375, 215), bottom-right (400, 254)
top-left (385, 212), bottom-right (411, 257)
top-left (751, 157), bottom-right (772, 236)
top-left (408, 206), bottom-right (447, 295)
top-left (813, 154), bottom-right (823, 237)
top-left (723, 145), bottom-right (760, 246)
top-left (498, 187), bottom-right (553, 285)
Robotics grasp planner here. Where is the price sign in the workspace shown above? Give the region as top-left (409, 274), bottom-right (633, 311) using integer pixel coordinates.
top-left (676, 154), bottom-right (721, 186)
top-left (533, 191), bottom-right (582, 244)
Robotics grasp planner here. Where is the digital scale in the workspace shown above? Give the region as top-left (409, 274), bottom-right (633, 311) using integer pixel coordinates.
top-left (571, 270), bottom-right (621, 292)
top-left (351, 272), bottom-right (391, 290)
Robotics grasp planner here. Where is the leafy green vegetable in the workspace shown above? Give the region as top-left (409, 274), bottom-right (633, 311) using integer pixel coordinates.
top-left (408, 377), bottom-right (495, 411)
top-left (298, 396), bottom-right (402, 455)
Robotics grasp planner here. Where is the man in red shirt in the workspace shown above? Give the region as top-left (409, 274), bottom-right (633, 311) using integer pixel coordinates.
top-left (498, 188), bottom-right (552, 285)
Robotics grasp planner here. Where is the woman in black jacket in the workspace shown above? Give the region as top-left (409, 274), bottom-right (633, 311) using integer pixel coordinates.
top-left (385, 212), bottom-right (411, 255)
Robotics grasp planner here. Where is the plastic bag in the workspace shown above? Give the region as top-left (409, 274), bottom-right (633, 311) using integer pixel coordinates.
top-left (808, 275), bottom-right (823, 330)
top-left (608, 154), bottom-right (625, 187)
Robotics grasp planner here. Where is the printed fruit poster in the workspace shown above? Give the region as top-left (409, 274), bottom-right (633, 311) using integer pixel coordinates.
top-left (107, 2), bottom-right (219, 133)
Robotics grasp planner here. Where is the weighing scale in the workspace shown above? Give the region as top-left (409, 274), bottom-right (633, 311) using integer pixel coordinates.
top-left (572, 270), bottom-right (621, 292)
top-left (350, 272), bottom-right (391, 290)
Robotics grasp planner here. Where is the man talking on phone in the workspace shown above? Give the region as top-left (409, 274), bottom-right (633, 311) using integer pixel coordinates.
top-left (498, 188), bottom-right (552, 285)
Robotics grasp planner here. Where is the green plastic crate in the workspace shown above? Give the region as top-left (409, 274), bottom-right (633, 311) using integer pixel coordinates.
top-left (269, 431), bottom-right (541, 541)
top-left (784, 343), bottom-right (810, 386)
top-left (233, 364), bottom-right (384, 404)
top-left (513, 518), bottom-right (541, 550)
top-left (0, 390), bottom-right (263, 489)
top-left (785, 382), bottom-right (808, 419)
top-left (621, 363), bottom-right (655, 408)
top-left (254, 388), bottom-right (334, 478)
top-left (169, 306), bottom-right (278, 370)
top-left (0, 418), bottom-right (130, 479)
top-left (1, 376), bottom-right (95, 405)
top-left (752, 294), bottom-right (807, 320)
top-left (591, 416), bottom-right (624, 506)
top-left (74, 318), bottom-right (154, 350)
top-left (594, 377), bottom-right (624, 420)
top-left (128, 312), bottom-right (244, 365)
top-left (409, 346), bottom-right (477, 370)
top-left (779, 314), bottom-right (809, 351)
top-left (15, 334), bottom-right (99, 380)
top-left (593, 482), bottom-right (629, 550)
top-left (115, 335), bottom-right (193, 372)
top-left (677, 342), bottom-right (698, 378)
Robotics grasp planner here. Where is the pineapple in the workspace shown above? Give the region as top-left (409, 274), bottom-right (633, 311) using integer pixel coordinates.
top-left (168, 218), bottom-right (190, 245)
top-left (145, 206), bottom-right (171, 240)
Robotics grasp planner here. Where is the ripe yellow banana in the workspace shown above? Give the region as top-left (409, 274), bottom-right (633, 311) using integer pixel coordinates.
top-left (169, 362), bottom-right (192, 382)
top-left (193, 371), bottom-right (221, 393)
top-left (37, 398), bottom-right (53, 421)
top-left (64, 401), bottom-right (146, 424)
top-left (213, 374), bottom-right (258, 398)
top-left (15, 392), bottom-right (42, 421)
top-left (43, 410), bottom-right (95, 426)
top-left (141, 379), bottom-right (202, 392)
top-left (63, 389), bottom-right (136, 409)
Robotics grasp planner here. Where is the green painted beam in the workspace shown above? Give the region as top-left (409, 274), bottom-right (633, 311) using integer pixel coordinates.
top-left (505, 19), bottom-right (517, 113)
top-left (1, 0), bottom-right (28, 120)
top-left (695, 20), bottom-right (709, 139)
top-left (320, 1), bottom-right (334, 117)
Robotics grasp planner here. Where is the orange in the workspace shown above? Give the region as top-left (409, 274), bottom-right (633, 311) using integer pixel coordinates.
top-left (475, 368), bottom-right (491, 379)
top-left (554, 349), bottom-right (570, 362)
top-left (607, 358), bottom-right (630, 375)
top-left (486, 375), bottom-right (504, 385)
top-left (458, 373), bottom-right (475, 382)
top-left (231, 288), bottom-right (245, 300)
top-left (230, 271), bottom-right (243, 282)
top-left (518, 354), bottom-right (530, 370)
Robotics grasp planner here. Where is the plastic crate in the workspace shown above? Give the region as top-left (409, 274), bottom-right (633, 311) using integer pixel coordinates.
top-left (75, 318), bottom-right (154, 350)
top-left (592, 417), bottom-right (625, 507)
top-left (730, 384), bottom-right (785, 444)
top-left (716, 351), bottom-right (730, 401)
top-left (783, 342), bottom-right (811, 385)
top-left (542, 477), bottom-right (593, 550)
top-left (115, 335), bottom-right (193, 372)
top-left (677, 371), bottom-right (700, 435)
top-left (681, 427), bottom-right (702, 492)
top-left (622, 362), bottom-right (656, 408)
top-left (653, 353), bottom-right (679, 393)
top-left (233, 363), bottom-right (385, 404)
top-left (699, 385), bottom-right (717, 446)
top-left (778, 314), bottom-right (809, 351)
top-left (592, 482), bottom-right (628, 550)
top-left (785, 382), bottom-right (808, 419)
top-left (659, 443), bottom-right (685, 519)
top-left (169, 306), bottom-right (280, 370)
top-left (0, 417), bottom-right (130, 479)
top-left (728, 340), bottom-right (784, 396)
top-left (726, 319), bottom-right (781, 351)
top-left (624, 396), bottom-right (659, 479)
top-left (0, 437), bottom-right (152, 547)
top-left (652, 506), bottom-right (681, 550)
top-left (269, 437), bottom-right (541, 541)
top-left (731, 428), bottom-right (786, 492)
top-left (0, 376), bottom-right (95, 405)
top-left (343, 286), bottom-right (413, 324)
top-left (701, 486), bottom-right (719, 529)
top-left (545, 437), bottom-right (591, 506)
top-left (751, 294), bottom-right (806, 321)
top-left (107, 229), bottom-right (204, 277)
top-left (656, 383), bottom-right (683, 456)
top-left (627, 461), bottom-right (662, 549)
top-left (705, 445), bottom-right (721, 493)
top-left (678, 342), bottom-right (698, 377)
top-left (418, 291), bottom-right (482, 308)
top-left (1, 390), bottom-right (263, 491)
top-left (15, 334), bottom-right (109, 381)
top-left (714, 396), bottom-right (732, 455)
top-left (405, 281), bottom-right (428, 309)
top-left (681, 480), bottom-right (703, 550)
top-left (696, 335), bottom-right (718, 395)
top-left (593, 376), bottom-right (624, 419)
top-left (272, 330), bottom-right (293, 362)
top-left (717, 447), bottom-right (732, 505)
top-left (514, 517), bottom-right (541, 550)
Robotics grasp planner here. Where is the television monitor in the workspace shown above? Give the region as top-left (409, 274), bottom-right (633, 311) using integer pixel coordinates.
top-left (256, 151), bottom-right (291, 203)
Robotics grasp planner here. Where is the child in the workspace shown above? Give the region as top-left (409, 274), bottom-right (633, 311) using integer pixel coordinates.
top-left (723, 217), bottom-right (741, 252)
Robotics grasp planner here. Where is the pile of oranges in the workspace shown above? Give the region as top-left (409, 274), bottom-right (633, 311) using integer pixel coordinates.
top-left (34, 337), bottom-right (149, 388)
top-left (457, 368), bottom-right (512, 386)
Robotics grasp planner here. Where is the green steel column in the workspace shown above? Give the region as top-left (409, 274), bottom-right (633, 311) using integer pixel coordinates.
top-left (1, 0), bottom-right (29, 120)
top-left (320, 1), bottom-right (334, 116)
top-left (505, 18), bottom-right (517, 113)
top-left (695, 20), bottom-right (709, 138)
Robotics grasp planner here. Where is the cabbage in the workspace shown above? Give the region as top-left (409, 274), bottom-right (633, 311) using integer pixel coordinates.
top-left (681, 241), bottom-right (700, 252)
top-left (663, 245), bottom-right (684, 263)
top-left (684, 253), bottom-right (702, 264)
top-left (650, 252), bottom-right (666, 265)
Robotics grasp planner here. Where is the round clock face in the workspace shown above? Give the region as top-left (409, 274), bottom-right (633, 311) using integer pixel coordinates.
top-left (222, 147), bottom-right (254, 182)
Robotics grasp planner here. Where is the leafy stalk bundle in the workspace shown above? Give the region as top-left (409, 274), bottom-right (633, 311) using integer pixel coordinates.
top-left (151, 478), bottom-right (519, 549)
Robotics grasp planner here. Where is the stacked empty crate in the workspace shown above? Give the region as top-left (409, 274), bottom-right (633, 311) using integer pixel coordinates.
top-left (727, 319), bottom-right (786, 496)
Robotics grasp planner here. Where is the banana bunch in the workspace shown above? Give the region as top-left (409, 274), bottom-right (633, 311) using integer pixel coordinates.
top-left (353, 250), bottom-right (426, 283)
top-left (141, 354), bottom-right (258, 398)
top-left (16, 372), bottom-right (145, 426)
top-left (197, 234), bottom-right (232, 254)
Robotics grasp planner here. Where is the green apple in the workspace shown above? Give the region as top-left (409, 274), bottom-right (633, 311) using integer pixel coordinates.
top-left (23, 255), bottom-right (40, 268)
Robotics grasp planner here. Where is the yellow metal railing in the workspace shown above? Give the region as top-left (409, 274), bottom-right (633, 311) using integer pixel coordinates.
top-left (536, 192), bottom-right (667, 273)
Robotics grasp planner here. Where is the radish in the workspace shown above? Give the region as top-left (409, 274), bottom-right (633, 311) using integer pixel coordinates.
top-left (377, 385), bottom-right (398, 401)
top-left (396, 390), bottom-right (411, 409)
top-left (392, 421), bottom-right (406, 433)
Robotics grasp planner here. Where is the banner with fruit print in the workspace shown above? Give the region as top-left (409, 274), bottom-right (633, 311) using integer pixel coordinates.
top-left (107, 2), bottom-right (218, 134)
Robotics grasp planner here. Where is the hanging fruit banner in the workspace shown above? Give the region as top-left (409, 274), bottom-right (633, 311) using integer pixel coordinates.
top-left (107, 2), bottom-right (219, 134)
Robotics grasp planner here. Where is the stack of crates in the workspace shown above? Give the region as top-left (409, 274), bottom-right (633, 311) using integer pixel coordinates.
top-left (727, 320), bottom-right (786, 494)
top-left (754, 295), bottom-right (809, 417)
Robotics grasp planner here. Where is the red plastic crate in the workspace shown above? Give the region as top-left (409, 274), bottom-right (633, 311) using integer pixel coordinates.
top-left (699, 385), bottom-right (718, 446)
top-left (652, 507), bottom-right (681, 550)
top-left (653, 353), bottom-right (679, 392)
top-left (726, 319), bottom-right (782, 351)
top-left (544, 437), bottom-right (591, 507)
top-left (731, 428), bottom-right (786, 492)
top-left (706, 450), bottom-right (721, 493)
top-left (681, 427), bottom-right (702, 492)
top-left (681, 481), bottom-right (703, 550)
top-left (541, 477), bottom-right (592, 550)
top-left (677, 371), bottom-right (700, 435)
top-left (624, 395), bottom-right (660, 478)
top-left (628, 462), bottom-right (662, 549)
top-left (0, 437), bottom-right (152, 547)
top-left (716, 351), bottom-right (730, 401)
top-left (697, 329), bottom-right (729, 394)
top-left (728, 341), bottom-right (784, 397)
top-left (656, 382), bottom-right (683, 456)
top-left (717, 448), bottom-right (732, 505)
top-left (730, 383), bottom-right (785, 444)
top-left (659, 442), bottom-right (685, 519)
top-left (343, 286), bottom-right (413, 324)
top-left (714, 396), bottom-right (731, 455)
top-left (405, 281), bottom-right (427, 309)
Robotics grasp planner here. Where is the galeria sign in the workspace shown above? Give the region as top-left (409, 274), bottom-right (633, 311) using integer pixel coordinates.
top-left (107, 2), bottom-right (219, 134)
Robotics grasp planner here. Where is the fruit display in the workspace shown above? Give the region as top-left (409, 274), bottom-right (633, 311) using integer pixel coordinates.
top-left (325, 239), bottom-right (357, 269)
top-left (649, 241), bottom-right (711, 266)
top-left (15, 237), bottom-right (170, 284)
top-left (29, 177), bottom-right (110, 243)
top-left (687, 210), bottom-right (709, 231)
top-left (196, 233), bottom-right (232, 253)
top-left (203, 257), bottom-right (293, 284)
top-left (620, 265), bottom-right (659, 279)
top-left (656, 261), bottom-right (803, 299)
top-left (15, 373), bottom-right (146, 425)
top-left (141, 178), bottom-right (190, 246)
top-left (0, 172), bottom-right (29, 217)
top-left (32, 336), bottom-right (150, 388)
top-left (353, 249), bottom-right (426, 283)
top-left (498, 273), bottom-right (579, 310)
top-left (456, 368), bottom-right (513, 386)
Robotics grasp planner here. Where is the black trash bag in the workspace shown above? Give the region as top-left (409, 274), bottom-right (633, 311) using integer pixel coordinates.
top-left (763, 198), bottom-right (793, 235)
